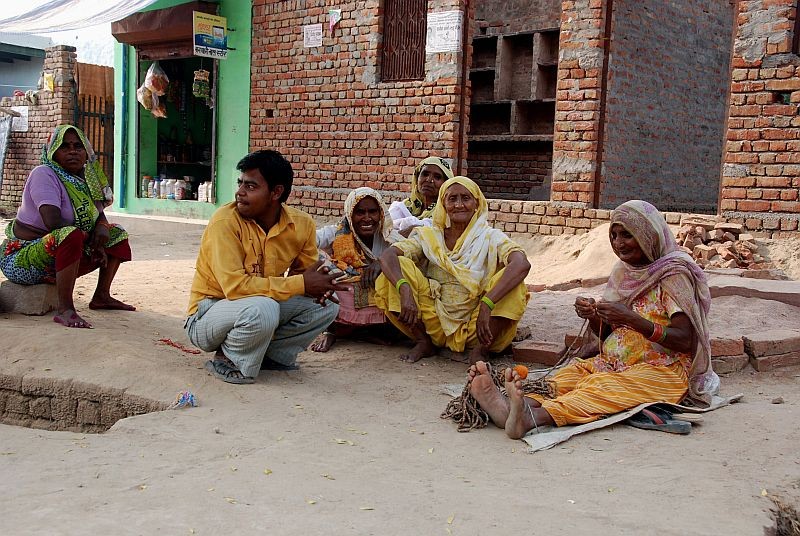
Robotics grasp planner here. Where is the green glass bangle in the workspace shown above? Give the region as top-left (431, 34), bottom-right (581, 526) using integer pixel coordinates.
top-left (395, 278), bottom-right (409, 292)
top-left (481, 295), bottom-right (496, 310)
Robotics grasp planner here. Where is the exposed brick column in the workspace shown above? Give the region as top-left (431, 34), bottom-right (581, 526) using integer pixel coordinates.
top-left (550, 0), bottom-right (608, 206)
top-left (721, 0), bottom-right (800, 234)
top-left (0, 45), bottom-right (77, 213)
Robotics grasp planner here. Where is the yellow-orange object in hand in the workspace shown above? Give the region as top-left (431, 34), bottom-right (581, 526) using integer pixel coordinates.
top-left (513, 365), bottom-right (528, 379)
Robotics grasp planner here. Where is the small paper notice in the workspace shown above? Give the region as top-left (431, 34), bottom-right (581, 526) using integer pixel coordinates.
top-left (329, 9), bottom-right (342, 32)
top-left (304, 23), bottom-right (323, 48)
top-left (426, 11), bottom-right (462, 54)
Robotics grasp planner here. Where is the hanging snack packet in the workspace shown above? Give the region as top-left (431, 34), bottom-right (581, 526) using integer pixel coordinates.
top-left (192, 69), bottom-right (210, 99)
top-left (145, 61), bottom-right (169, 95)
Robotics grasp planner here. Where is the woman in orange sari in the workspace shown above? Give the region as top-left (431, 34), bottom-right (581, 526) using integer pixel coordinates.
top-left (469, 200), bottom-right (719, 438)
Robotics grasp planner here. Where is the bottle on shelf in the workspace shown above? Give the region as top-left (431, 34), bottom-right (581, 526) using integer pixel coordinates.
top-left (198, 182), bottom-right (207, 203)
top-left (174, 178), bottom-right (185, 200)
top-left (151, 177), bottom-right (161, 199)
top-left (141, 175), bottom-right (152, 198)
top-left (165, 177), bottom-right (175, 200)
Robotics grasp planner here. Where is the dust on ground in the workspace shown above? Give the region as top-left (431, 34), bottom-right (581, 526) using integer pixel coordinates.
top-left (0, 215), bottom-right (798, 535)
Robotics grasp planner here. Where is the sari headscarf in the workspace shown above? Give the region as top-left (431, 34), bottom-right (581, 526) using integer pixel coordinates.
top-left (404, 156), bottom-right (454, 218)
top-left (332, 187), bottom-right (398, 273)
top-left (603, 200), bottom-right (718, 406)
top-left (411, 176), bottom-right (519, 335)
top-left (42, 125), bottom-right (113, 234)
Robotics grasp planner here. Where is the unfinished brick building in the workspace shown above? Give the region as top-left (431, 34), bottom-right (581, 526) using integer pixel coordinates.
top-left (250, 0), bottom-right (737, 219)
top-left (720, 0), bottom-right (800, 234)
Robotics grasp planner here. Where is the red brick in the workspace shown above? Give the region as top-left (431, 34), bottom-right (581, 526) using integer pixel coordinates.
top-left (711, 337), bottom-right (745, 357)
top-left (749, 351), bottom-right (800, 372)
top-left (512, 341), bottom-right (565, 366)
top-left (743, 330), bottom-right (800, 357)
top-left (712, 354), bottom-right (750, 374)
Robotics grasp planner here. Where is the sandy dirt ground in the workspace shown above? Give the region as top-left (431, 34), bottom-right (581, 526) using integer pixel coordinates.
top-left (1, 215), bottom-right (799, 535)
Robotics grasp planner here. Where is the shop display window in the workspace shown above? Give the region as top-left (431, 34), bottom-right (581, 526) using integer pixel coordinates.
top-left (136, 56), bottom-right (217, 202)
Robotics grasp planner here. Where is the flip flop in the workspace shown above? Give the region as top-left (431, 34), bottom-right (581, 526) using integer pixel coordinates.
top-left (650, 403), bottom-right (704, 423)
top-left (626, 406), bottom-right (692, 435)
top-left (204, 359), bottom-right (255, 384)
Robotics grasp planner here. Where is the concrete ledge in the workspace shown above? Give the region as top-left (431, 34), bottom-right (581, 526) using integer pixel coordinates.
top-left (0, 281), bottom-right (58, 315)
top-left (708, 275), bottom-right (800, 308)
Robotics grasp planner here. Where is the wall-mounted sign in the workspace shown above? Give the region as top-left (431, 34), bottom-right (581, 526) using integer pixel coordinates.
top-left (304, 23), bottom-right (323, 48)
top-left (193, 11), bottom-right (228, 59)
top-left (426, 11), bottom-right (462, 54)
top-left (10, 106), bottom-right (28, 132)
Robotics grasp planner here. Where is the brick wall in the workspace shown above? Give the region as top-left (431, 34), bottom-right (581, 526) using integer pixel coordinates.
top-left (0, 46), bottom-right (77, 214)
top-left (721, 0), bottom-right (800, 233)
top-left (600, 0), bottom-right (734, 214)
top-left (250, 0), bottom-right (469, 217)
top-left (467, 142), bottom-right (552, 200)
top-left (474, 0), bottom-right (561, 35)
top-left (550, 0), bottom-right (607, 206)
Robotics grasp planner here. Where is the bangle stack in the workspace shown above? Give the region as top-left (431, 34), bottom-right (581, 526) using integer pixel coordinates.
top-left (480, 295), bottom-right (496, 311)
top-left (648, 323), bottom-right (668, 344)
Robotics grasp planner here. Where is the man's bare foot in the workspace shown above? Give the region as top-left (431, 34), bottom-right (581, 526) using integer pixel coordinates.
top-left (310, 332), bottom-right (336, 352)
top-left (468, 361), bottom-right (509, 428)
top-left (505, 368), bottom-right (537, 439)
top-left (53, 309), bottom-right (92, 329)
top-left (400, 339), bottom-right (436, 363)
top-left (89, 296), bottom-right (136, 311)
top-left (467, 345), bottom-right (489, 365)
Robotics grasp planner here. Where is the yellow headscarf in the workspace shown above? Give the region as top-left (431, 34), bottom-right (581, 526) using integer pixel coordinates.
top-left (403, 156), bottom-right (454, 218)
top-left (413, 176), bottom-right (513, 298)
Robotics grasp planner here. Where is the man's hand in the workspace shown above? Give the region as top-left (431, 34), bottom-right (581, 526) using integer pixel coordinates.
top-left (303, 260), bottom-right (351, 306)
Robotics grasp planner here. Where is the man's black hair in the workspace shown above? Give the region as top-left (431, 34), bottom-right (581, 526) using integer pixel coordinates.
top-left (236, 149), bottom-right (294, 203)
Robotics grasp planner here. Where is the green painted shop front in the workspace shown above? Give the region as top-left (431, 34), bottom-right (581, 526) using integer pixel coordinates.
top-left (112, 0), bottom-right (251, 219)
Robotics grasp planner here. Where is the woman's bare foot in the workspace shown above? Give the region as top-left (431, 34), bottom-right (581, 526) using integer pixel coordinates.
top-left (310, 332), bottom-right (336, 352)
top-left (89, 296), bottom-right (136, 311)
top-left (467, 345), bottom-right (489, 365)
top-left (468, 361), bottom-right (509, 428)
top-left (400, 339), bottom-right (436, 363)
top-left (505, 368), bottom-right (541, 439)
top-left (53, 308), bottom-right (92, 329)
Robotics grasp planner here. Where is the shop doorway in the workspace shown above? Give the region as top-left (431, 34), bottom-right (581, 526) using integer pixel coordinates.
top-left (136, 56), bottom-right (217, 203)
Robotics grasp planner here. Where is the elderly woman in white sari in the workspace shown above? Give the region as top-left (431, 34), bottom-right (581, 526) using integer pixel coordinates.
top-left (376, 176), bottom-right (531, 364)
top-left (311, 187), bottom-right (401, 352)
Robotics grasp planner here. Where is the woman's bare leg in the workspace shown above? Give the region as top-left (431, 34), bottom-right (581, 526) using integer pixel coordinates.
top-left (89, 255), bottom-right (135, 310)
top-left (54, 259), bottom-right (91, 328)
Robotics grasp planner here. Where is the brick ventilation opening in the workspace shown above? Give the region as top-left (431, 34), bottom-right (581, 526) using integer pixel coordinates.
top-left (0, 375), bottom-right (166, 433)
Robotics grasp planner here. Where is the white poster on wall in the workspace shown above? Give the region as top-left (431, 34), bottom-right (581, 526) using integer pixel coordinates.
top-left (303, 23), bottom-right (323, 48)
top-left (426, 11), bottom-right (463, 53)
top-left (10, 106), bottom-right (28, 132)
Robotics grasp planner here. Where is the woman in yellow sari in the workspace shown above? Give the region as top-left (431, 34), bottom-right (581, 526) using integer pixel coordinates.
top-left (469, 200), bottom-right (719, 439)
top-left (388, 156), bottom-right (454, 237)
top-left (376, 176), bottom-right (531, 364)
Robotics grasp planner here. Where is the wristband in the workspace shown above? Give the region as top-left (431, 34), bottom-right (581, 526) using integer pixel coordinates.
top-left (395, 278), bottom-right (409, 292)
top-left (480, 295), bottom-right (496, 311)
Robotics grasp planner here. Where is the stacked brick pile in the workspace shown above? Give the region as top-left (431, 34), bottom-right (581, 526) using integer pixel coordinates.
top-left (677, 218), bottom-right (769, 270)
top-left (743, 330), bottom-right (800, 372)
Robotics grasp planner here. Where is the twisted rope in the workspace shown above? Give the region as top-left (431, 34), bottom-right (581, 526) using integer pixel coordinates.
top-left (441, 320), bottom-right (595, 432)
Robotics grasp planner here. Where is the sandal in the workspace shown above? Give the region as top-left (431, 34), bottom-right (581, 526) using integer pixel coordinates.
top-left (204, 359), bottom-right (255, 384)
top-left (626, 406), bottom-right (692, 435)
